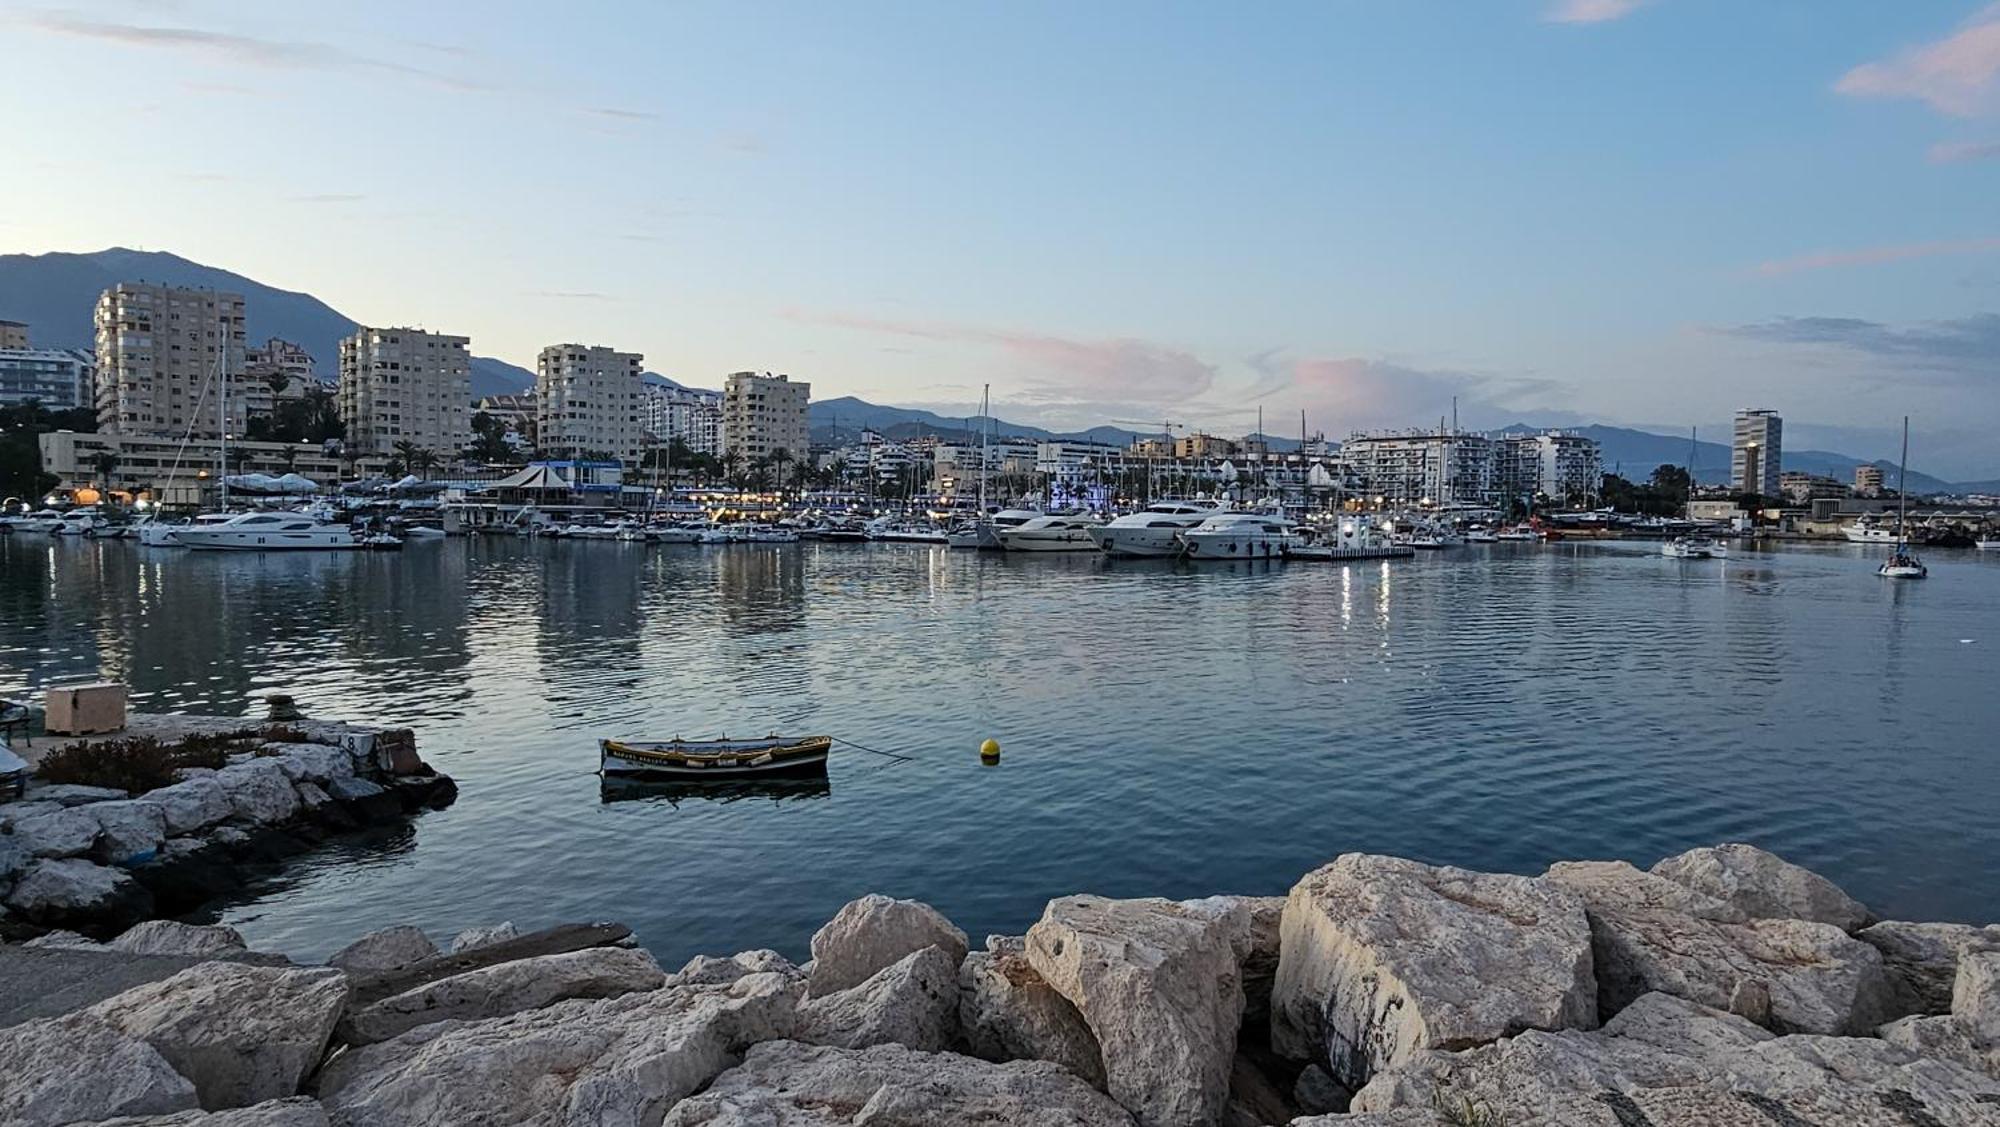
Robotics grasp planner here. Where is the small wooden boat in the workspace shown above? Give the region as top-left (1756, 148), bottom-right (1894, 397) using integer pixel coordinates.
top-left (599, 734), bottom-right (832, 778)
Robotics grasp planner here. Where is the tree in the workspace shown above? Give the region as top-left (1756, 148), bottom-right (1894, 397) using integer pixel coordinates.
top-left (392, 440), bottom-right (425, 479)
top-left (466, 412), bottom-right (513, 464)
top-left (91, 450), bottom-right (120, 488)
top-left (1649, 464), bottom-right (1691, 497)
top-left (769, 447), bottom-right (794, 494)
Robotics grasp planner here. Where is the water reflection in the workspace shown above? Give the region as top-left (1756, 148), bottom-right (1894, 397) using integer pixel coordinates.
top-left (599, 774), bottom-right (832, 807)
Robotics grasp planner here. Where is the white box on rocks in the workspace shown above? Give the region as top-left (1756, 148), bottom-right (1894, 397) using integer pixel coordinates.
top-left (44, 681), bottom-right (128, 735)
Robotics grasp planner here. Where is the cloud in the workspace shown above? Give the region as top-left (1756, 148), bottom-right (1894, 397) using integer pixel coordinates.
top-left (1834, 3), bottom-right (2000, 117)
top-left (1752, 236), bottom-right (2000, 276)
top-left (1245, 351), bottom-right (1575, 434)
top-left (585, 106), bottom-right (658, 121)
top-left (288, 193), bottom-right (364, 204)
top-left (1930, 138), bottom-right (2000, 162)
top-left (20, 11), bottom-right (492, 92)
top-left (1544, 0), bottom-right (1650, 25)
top-left (1713, 313), bottom-right (2000, 381)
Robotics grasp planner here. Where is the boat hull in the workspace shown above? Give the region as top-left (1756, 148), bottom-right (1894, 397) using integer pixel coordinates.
top-left (1088, 526), bottom-right (1187, 557)
top-left (600, 736), bottom-right (832, 778)
top-left (998, 530), bottom-right (1099, 552)
top-left (176, 530), bottom-right (357, 550)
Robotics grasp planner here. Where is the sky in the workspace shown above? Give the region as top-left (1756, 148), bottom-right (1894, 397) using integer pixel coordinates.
top-left (3, 0), bottom-right (1999, 476)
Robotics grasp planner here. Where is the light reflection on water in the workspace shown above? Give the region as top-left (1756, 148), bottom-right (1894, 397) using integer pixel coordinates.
top-left (2, 534), bottom-right (1996, 962)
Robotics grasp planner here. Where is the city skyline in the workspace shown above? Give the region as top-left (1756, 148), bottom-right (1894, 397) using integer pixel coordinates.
top-left (5, 2), bottom-right (1999, 475)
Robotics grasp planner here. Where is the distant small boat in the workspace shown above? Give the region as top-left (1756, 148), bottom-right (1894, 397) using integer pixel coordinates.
top-left (600, 734), bottom-right (832, 778)
top-left (1977, 536), bottom-right (2000, 552)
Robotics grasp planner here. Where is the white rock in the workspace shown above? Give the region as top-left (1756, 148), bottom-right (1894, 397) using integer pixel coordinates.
top-left (1545, 859), bottom-right (1895, 1034)
top-left (87, 962), bottom-right (350, 1110)
top-left (342, 946), bottom-right (666, 1045)
top-left (1860, 920), bottom-right (2000, 1016)
top-left (30, 782), bottom-right (131, 806)
top-left (11, 804), bottom-right (102, 857)
top-left (6, 857), bottom-right (150, 924)
top-left (447, 921), bottom-right (520, 954)
top-left (84, 1096), bottom-right (332, 1125)
top-left (317, 971), bottom-right (802, 1127)
top-left (24, 928), bottom-right (104, 949)
top-left (673, 948), bottom-right (801, 986)
top-left (212, 761), bottom-right (300, 826)
top-left (1650, 843), bottom-right (1870, 932)
top-left (1879, 1013), bottom-right (2000, 1081)
top-left (260, 744), bottom-right (355, 785)
top-left (1027, 894), bottom-right (1245, 1127)
top-left (0, 800), bottom-right (63, 829)
top-left (0, 834), bottom-right (32, 886)
top-left (1183, 894), bottom-right (1286, 1021)
top-left (143, 778), bottom-right (235, 835)
top-left (108, 920), bottom-right (249, 958)
top-left (1269, 854), bottom-right (1596, 1092)
top-left (0, 1010), bottom-right (199, 1125)
top-left (91, 800), bottom-right (170, 865)
top-left (1958, 951), bottom-right (2000, 1042)
top-left (294, 782), bottom-right (332, 814)
top-left (959, 935), bottom-right (1106, 1087)
top-left (659, 1039), bottom-right (1138, 1126)
top-left (798, 944), bottom-right (960, 1052)
top-left (806, 893), bottom-right (968, 997)
top-left (326, 925), bottom-right (438, 972)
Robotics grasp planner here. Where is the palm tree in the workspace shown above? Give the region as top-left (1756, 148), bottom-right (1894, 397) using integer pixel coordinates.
top-left (769, 447), bottom-right (794, 496)
top-left (392, 440), bottom-right (425, 479)
top-left (91, 451), bottom-right (120, 489)
top-left (410, 447), bottom-right (441, 480)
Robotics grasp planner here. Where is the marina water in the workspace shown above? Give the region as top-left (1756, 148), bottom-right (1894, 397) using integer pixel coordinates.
top-left (3, 535), bottom-right (1997, 961)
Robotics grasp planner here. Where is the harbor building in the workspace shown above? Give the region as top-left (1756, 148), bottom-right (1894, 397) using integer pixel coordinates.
top-left (93, 283), bottom-right (246, 437)
top-left (1343, 430), bottom-right (1498, 505)
top-left (1496, 431), bottom-right (1602, 505)
top-left (0, 320), bottom-right (27, 349)
top-left (1173, 433), bottom-right (1239, 460)
top-left (336, 327), bottom-right (473, 459)
top-left (641, 383), bottom-right (723, 455)
top-left (38, 430), bottom-right (390, 500)
top-left (1780, 472), bottom-right (1849, 505)
top-left (238, 338), bottom-right (318, 420)
top-left (1732, 408), bottom-right (1783, 497)
top-left (537, 344), bottom-right (645, 464)
top-left (0, 346), bottom-right (94, 410)
top-left (722, 371), bottom-right (810, 461)
top-left (1854, 464), bottom-right (1883, 497)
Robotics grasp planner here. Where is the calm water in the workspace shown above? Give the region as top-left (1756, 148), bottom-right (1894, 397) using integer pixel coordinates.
top-left (3, 534), bottom-right (1997, 962)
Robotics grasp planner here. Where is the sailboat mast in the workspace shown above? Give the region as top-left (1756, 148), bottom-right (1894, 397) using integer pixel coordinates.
top-left (978, 384), bottom-right (989, 515)
top-left (1686, 426), bottom-right (1696, 519)
top-left (217, 308), bottom-right (230, 513)
top-left (1897, 415), bottom-right (1910, 546)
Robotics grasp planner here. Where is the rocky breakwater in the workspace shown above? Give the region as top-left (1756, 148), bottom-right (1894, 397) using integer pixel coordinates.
top-left (0, 841), bottom-right (1997, 1126)
top-left (0, 714), bottom-right (455, 940)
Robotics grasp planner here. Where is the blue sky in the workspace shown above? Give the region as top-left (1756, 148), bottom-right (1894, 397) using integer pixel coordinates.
top-left (4, 0), bottom-right (1999, 475)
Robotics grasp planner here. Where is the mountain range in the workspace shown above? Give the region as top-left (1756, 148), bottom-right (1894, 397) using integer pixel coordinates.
top-left (4, 248), bottom-right (1992, 491)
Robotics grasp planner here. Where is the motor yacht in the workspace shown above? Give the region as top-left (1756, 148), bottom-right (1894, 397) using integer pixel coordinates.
top-left (1179, 511), bottom-right (1297, 560)
top-left (1844, 521), bottom-right (1899, 544)
top-left (976, 507), bottom-right (1043, 549)
top-left (171, 510), bottom-right (358, 551)
top-left (9, 510), bottom-right (66, 533)
top-left (997, 513), bottom-right (1104, 552)
top-left (1661, 535), bottom-right (1722, 560)
top-left (1087, 499), bottom-right (1226, 557)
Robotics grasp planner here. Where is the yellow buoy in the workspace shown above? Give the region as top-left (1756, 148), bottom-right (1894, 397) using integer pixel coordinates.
top-left (979, 738), bottom-right (1001, 763)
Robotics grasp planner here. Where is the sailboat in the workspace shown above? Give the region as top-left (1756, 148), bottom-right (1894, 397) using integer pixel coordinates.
top-left (1879, 417), bottom-right (1927, 580)
top-left (138, 314), bottom-right (231, 547)
top-left (947, 386), bottom-right (989, 549)
top-left (1662, 426), bottom-right (1723, 560)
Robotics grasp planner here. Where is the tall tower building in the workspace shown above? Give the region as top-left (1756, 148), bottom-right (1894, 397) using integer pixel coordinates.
top-left (536, 344), bottom-right (646, 463)
top-left (1732, 408), bottom-right (1783, 497)
top-left (336, 327), bottom-right (472, 458)
top-left (93, 283), bottom-right (245, 436)
top-left (722, 371), bottom-right (811, 462)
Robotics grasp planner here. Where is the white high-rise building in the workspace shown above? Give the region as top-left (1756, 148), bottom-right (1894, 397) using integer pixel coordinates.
top-left (1342, 430), bottom-right (1496, 505)
top-left (536, 344), bottom-right (645, 463)
top-left (1732, 409), bottom-right (1782, 497)
top-left (337, 327), bottom-right (472, 458)
top-left (640, 383), bottom-right (723, 455)
top-left (238, 338), bottom-right (319, 420)
top-left (1496, 432), bottom-right (1602, 504)
top-left (93, 283), bottom-right (245, 436)
top-left (0, 347), bottom-right (94, 410)
top-left (722, 371), bottom-right (810, 461)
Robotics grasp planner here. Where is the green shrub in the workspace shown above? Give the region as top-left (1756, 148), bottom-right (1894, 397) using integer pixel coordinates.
top-left (35, 733), bottom-right (243, 793)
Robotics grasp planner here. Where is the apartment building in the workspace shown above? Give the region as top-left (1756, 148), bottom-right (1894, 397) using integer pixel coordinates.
top-left (0, 347), bottom-right (94, 410)
top-left (238, 338), bottom-right (319, 419)
top-left (722, 371), bottom-right (810, 461)
top-left (39, 430), bottom-right (389, 499)
top-left (336, 327), bottom-right (473, 458)
top-left (537, 344), bottom-right (645, 463)
top-left (640, 382), bottom-right (723, 456)
top-left (1733, 409), bottom-right (1783, 497)
top-left (0, 320), bottom-right (27, 349)
top-left (93, 283), bottom-right (246, 436)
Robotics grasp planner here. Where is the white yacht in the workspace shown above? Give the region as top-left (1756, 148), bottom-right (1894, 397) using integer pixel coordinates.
top-left (1844, 520), bottom-right (1899, 544)
top-left (973, 507), bottom-right (1043, 549)
top-left (172, 511), bottom-right (358, 551)
top-left (51, 509), bottom-right (108, 536)
top-left (1179, 511), bottom-right (1297, 560)
top-left (10, 510), bottom-right (67, 533)
top-left (1661, 535), bottom-right (1722, 560)
top-left (1977, 535), bottom-right (2000, 552)
top-left (1087, 500), bottom-right (1226, 557)
top-left (997, 513), bottom-right (1103, 552)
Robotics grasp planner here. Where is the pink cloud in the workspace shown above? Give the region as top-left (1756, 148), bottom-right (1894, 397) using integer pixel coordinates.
top-left (1835, 4), bottom-right (2000, 117)
top-left (1753, 236), bottom-right (2000, 277)
top-left (1544, 0), bottom-right (1650, 25)
top-left (1929, 138), bottom-right (2000, 163)
top-left (1254, 353), bottom-right (1570, 433)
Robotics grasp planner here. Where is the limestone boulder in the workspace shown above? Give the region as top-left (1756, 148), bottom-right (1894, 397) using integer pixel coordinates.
top-left (0, 833), bottom-right (31, 888)
top-left (32, 782), bottom-right (131, 806)
top-left (91, 800), bottom-right (170, 865)
top-left (143, 777), bottom-right (235, 835)
top-left (1859, 920), bottom-right (2000, 1015)
top-left (1879, 1014), bottom-right (2000, 1081)
top-left (1351, 991), bottom-right (2000, 1124)
top-left (1290, 1063), bottom-right (1345, 1116)
top-left (659, 1039), bottom-right (1137, 1126)
top-left (1269, 854), bottom-right (1596, 1092)
top-left (1650, 842), bottom-right (1870, 931)
top-left (11, 804), bottom-right (102, 857)
top-left (109, 920), bottom-right (249, 958)
top-left (327, 924), bottom-right (438, 972)
top-left (1183, 894), bottom-right (1286, 1023)
top-left (0, 799), bottom-right (62, 829)
top-left (317, 971), bottom-right (801, 1127)
top-left (673, 948), bottom-right (801, 987)
top-left (448, 921), bottom-right (520, 954)
top-left (24, 927), bottom-right (102, 949)
top-left (806, 893), bottom-right (968, 997)
top-left (340, 945), bottom-right (666, 1046)
top-left (797, 944), bottom-right (959, 1052)
top-left (1544, 859), bottom-right (1895, 1034)
top-left (1026, 894), bottom-right (1246, 1127)
top-left (261, 744), bottom-right (355, 785)
top-left (5, 857), bottom-right (154, 932)
top-left (84, 1097), bottom-right (331, 1125)
top-left (0, 1010), bottom-right (198, 1126)
top-left (959, 934), bottom-right (1105, 1087)
top-left (87, 962), bottom-right (349, 1110)
top-left (213, 761), bottom-right (300, 825)
top-left (1960, 951), bottom-right (2000, 1041)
